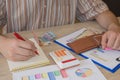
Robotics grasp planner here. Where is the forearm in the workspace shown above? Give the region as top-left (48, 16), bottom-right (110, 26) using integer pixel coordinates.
top-left (0, 35), bottom-right (7, 54)
top-left (0, 35), bottom-right (7, 45)
top-left (95, 10), bottom-right (120, 31)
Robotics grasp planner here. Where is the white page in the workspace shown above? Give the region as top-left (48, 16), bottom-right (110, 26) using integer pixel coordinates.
top-left (82, 48), bottom-right (120, 69)
top-left (12, 59), bottom-right (107, 80)
top-left (66, 59), bottom-right (107, 80)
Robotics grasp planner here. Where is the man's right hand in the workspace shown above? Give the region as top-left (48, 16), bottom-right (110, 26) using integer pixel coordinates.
top-left (0, 36), bottom-right (36, 61)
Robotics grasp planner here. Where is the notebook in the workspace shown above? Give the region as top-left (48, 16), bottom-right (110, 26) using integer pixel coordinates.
top-left (7, 38), bottom-right (50, 71)
top-left (12, 59), bottom-right (107, 80)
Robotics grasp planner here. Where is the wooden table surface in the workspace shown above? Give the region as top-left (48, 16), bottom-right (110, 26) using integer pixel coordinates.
top-left (0, 19), bottom-right (120, 80)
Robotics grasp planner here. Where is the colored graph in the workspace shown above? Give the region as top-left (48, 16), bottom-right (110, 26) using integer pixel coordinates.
top-left (75, 68), bottom-right (93, 78)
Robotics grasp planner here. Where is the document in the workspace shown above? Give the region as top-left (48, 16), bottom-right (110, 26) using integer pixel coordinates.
top-left (12, 59), bottom-right (107, 80)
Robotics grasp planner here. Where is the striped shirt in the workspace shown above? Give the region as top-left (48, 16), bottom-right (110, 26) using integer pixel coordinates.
top-left (0, 0), bottom-right (108, 33)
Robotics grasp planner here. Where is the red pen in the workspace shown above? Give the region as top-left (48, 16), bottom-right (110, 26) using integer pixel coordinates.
top-left (13, 32), bottom-right (39, 55)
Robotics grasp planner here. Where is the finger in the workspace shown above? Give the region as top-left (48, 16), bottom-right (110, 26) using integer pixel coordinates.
top-left (101, 33), bottom-right (107, 49)
top-left (26, 40), bottom-right (37, 50)
top-left (26, 39), bottom-right (36, 48)
top-left (107, 34), bottom-right (117, 48)
top-left (16, 47), bottom-right (36, 56)
top-left (113, 34), bottom-right (120, 50)
top-left (18, 40), bottom-right (36, 51)
top-left (118, 46), bottom-right (120, 50)
top-left (11, 54), bottom-right (34, 61)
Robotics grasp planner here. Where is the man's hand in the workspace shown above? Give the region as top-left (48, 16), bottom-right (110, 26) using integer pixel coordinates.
top-left (95, 10), bottom-right (120, 50)
top-left (102, 29), bottom-right (120, 50)
top-left (0, 37), bottom-right (36, 61)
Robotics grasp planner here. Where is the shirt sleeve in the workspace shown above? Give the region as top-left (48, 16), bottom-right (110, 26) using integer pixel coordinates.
top-left (76, 0), bottom-right (109, 22)
top-left (0, 0), bottom-right (7, 28)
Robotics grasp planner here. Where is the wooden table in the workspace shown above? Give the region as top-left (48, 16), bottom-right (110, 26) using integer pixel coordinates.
top-left (0, 19), bottom-right (120, 80)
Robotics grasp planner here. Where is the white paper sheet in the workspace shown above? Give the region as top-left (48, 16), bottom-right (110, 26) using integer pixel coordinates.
top-left (12, 59), bottom-right (107, 80)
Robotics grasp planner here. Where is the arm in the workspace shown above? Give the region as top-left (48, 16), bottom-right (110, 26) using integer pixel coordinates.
top-left (0, 0), bottom-right (36, 61)
top-left (76, 0), bottom-right (120, 50)
top-left (95, 10), bottom-right (120, 50)
top-left (95, 10), bottom-right (120, 31)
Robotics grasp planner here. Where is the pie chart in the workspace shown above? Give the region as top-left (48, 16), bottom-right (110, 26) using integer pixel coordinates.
top-left (75, 68), bottom-right (93, 78)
